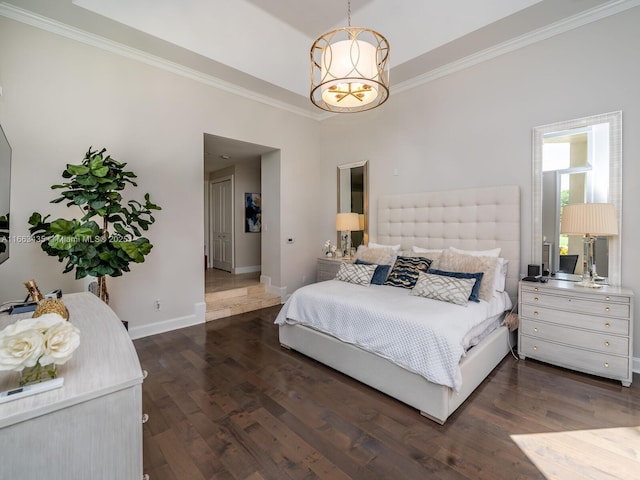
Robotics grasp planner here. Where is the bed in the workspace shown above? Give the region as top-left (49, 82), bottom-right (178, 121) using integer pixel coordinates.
top-left (277, 185), bottom-right (520, 424)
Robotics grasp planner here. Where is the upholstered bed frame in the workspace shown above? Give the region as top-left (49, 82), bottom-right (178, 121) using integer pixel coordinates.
top-left (279, 185), bottom-right (520, 424)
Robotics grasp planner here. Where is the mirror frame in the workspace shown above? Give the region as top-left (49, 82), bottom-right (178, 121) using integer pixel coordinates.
top-left (337, 160), bottom-right (369, 247)
top-left (532, 111), bottom-right (622, 285)
top-left (0, 124), bottom-right (11, 265)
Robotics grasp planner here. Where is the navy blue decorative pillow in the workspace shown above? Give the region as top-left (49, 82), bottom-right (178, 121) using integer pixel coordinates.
top-left (384, 256), bottom-right (432, 289)
top-left (428, 268), bottom-right (484, 302)
top-left (355, 259), bottom-right (391, 285)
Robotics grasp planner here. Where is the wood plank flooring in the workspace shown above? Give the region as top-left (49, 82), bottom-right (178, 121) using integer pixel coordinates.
top-left (134, 306), bottom-right (640, 480)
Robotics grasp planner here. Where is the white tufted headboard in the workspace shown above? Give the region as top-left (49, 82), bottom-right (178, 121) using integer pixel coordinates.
top-left (377, 185), bottom-right (520, 300)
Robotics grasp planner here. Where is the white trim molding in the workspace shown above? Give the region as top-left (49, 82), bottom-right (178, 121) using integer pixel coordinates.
top-left (128, 301), bottom-right (206, 339)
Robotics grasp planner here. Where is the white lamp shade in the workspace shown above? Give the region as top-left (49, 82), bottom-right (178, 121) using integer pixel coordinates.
top-left (336, 212), bottom-right (360, 231)
top-left (320, 39), bottom-right (379, 108)
top-left (560, 203), bottom-right (618, 236)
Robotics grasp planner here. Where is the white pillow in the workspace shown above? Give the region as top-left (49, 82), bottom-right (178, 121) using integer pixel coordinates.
top-left (449, 246), bottom-right (501, 257)
top-left (412, 246), bottom-right (443, 254)
top-left (495, 259), bottom-right (508, 292)
top-left (369, 242), bottom-right (401, 252)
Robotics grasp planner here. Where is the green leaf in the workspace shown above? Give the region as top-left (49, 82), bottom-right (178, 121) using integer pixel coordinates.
top-left (50, 219), bottom-right (77, 236)
top-left (66, 164), bottom-right (90, 176)
top-left (92, 166), bottom-right (109, 177)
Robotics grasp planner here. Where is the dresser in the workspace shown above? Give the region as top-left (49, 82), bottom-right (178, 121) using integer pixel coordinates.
top-left (0, 292), bottom-right (146, 479)
top-left (317, 256), bottom-right (353, 282)
top-left (518, 280), bottom-right (633, 386)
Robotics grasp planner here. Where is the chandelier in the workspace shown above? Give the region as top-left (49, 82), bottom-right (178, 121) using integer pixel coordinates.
top-left (310, 0), bottom-right (390, 113)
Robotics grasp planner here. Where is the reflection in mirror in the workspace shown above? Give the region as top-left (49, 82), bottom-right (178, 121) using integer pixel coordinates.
top-left (0, 124), bottom-right (11, 265)
top-left (533, 111), bottom-right (621, 285)
top-left (338, 161), bottom-right (368, 250)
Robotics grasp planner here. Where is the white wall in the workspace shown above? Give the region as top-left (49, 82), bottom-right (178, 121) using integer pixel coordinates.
top-left (233, 161), bottom-right (261, 271)
top-left (0, 17), bottom-right (322, 336)
top-left (319, 7), bottom-right (640, 359)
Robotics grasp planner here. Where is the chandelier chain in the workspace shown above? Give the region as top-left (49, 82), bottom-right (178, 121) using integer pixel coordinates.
top-left (347, 0), bottom-right (351, 27)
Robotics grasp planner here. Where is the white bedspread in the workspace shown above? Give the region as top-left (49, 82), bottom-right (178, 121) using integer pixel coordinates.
top-left (275, 280), bottom-right (511, 392)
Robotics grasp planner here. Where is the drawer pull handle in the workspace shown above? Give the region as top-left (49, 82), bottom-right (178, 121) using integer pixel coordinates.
top-left (533, 311), bottom-right (539, 316)
top-left (604, 362), bottom-right (609, 368)
top-left (533, 297), bottom-right (539, 302)
top-left (142, 369), bottom-right (149, 380)
top-left (605, 323), bottom-right (611, 329)
top-left (605, 296), bottom-right (611, 301)
top-left (534, 287), bottom-right (539, 292)
top-left (142, 413), bottom-right (149, 424)
top-left (533, 327), bottom-right (538, 332)
top-left (604, 341), bottom-right (610, 347)
top-left (533, 346), bottom-right (538, 351)
top-left (605, 307), bottom-right (610, 312)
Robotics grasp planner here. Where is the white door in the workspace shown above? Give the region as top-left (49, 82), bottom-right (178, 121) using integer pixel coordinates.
top-left (209, 178), bottom-right (233, 272)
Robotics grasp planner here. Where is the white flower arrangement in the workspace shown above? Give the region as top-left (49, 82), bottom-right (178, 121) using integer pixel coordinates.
top-left (322, 239), bottom-right (337, 257)
top-left (0, 313), bottom-right (80, 374)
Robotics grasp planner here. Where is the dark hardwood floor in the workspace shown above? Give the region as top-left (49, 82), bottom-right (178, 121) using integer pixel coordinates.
top-left (134, 306), bottom-right (640, 480)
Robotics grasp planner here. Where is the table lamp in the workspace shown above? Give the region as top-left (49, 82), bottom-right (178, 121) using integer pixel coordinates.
top-left (336, 212), bottom-right (360, 258)
top-left (560, 203), bottom-right (618, 288)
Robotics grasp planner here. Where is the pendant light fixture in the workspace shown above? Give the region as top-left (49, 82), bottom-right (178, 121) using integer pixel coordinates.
top-left (310, 0), bottom-right (390, 113)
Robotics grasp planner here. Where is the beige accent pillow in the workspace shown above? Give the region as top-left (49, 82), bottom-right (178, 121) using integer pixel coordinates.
top-left (356, 245), bottom-right (396, 265)
top-left (437, 250), bottom-right (499, 301)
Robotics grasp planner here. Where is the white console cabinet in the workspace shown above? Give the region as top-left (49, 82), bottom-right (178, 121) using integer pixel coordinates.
top-left (0, 292), bottom-right (145, 479)
top-left (518, 280), bottom-right (633, 386)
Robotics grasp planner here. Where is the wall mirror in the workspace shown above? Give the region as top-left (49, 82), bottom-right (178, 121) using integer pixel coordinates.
top-left (337, 160), bottom-right (368, 248)
top-left (0, 124), bottom-right (11, 265)
top-left (532, 111), bottom-right (622, 285)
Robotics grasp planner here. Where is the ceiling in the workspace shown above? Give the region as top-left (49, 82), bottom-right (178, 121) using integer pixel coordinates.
top-left (0, 0), bottom-right (627, 170)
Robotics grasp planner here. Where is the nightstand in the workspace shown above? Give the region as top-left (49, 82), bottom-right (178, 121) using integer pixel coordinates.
top-left (518, 279), bottom-right (633, 386)
top-left (317, 257), bottom-right (352, 282)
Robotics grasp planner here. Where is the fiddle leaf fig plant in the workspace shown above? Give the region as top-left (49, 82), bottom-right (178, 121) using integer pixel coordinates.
top-left (28, 147), bottom-right (161, 304)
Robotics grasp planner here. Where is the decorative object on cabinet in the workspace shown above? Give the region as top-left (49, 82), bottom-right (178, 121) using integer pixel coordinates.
top-left (322, 239), bottom-right (337, 257)
top-left (310, 0), bottom-right (389, 113)
top-left (0, 292), bottom-right (145, 479)
top-left (336, 212), bottom-right (360, 258)
top-left (0, 313), bottom-right (80, 386)
top-left (518, 279), bottom-right (633, 386)
top-left (28, 147), bottom-right (161, 304)
top-left (560, 203), bottom-right (618, 287)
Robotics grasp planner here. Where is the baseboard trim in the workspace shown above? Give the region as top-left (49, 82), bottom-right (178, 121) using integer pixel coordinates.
top-left (633, 356), bottom-right (640, 374)
top-left (128, 301), bottom-right (206, 339)
top-left (234, 265), bottom-right (261, 274)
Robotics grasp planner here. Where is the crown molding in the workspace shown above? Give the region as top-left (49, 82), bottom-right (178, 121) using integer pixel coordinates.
top-left (2, 0), bottom-right (638, 120)
top-left (0, 2), bottom-right (323, 121)
top-left (393, 0), bottom-right (640, 95)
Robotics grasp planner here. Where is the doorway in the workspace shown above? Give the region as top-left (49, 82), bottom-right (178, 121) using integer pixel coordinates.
top-left (209, 176), bottom-right (233, 272)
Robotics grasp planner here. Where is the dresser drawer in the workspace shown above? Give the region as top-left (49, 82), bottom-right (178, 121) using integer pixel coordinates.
top-left (519, 335), bottom-right (629, 379)
top-left (520, 319), bottom-right (629, 355)
top-left (520, 304), bottom-right (629, 335)
top-left (520, 290), bottom-right (630, 318)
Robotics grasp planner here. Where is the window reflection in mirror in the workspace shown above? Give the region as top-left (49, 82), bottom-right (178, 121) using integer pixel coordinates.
top-left (542, 124), bottom-right (610, 276)
top-left (337, 161), bottom-right (368, 249)
top-left (533, 111), bottom-right (621, 285)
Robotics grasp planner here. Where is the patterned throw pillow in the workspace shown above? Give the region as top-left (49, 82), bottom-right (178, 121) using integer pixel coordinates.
top-left (437, 250), bottom-right (499, 301)
top-left (335, 262), bottom-right (376, 286)
top-left (354, 259), bottom-right (391, 285)
top-left (427, 269), bottom-right (484, 302)
top-left (411, 272), bottom-right (475, 306)
top-left (384, 256), bottom-right (432, 289)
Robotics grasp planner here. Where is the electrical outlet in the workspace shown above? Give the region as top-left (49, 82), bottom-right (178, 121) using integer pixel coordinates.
top-left (154, 299), bottom-right (161, 311)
